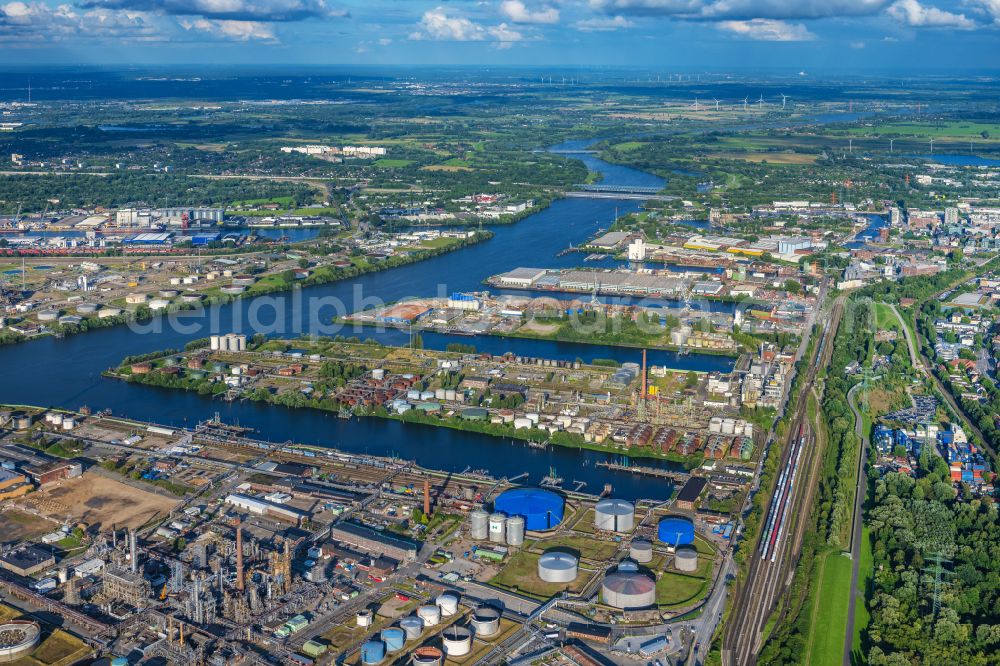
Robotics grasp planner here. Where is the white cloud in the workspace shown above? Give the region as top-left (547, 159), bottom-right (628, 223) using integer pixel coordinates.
top-left (411, 7), bottom-right (485, 41)
top-left (0, 2), bottom-right (165, 42)
top-left (887, 0), bottom-right (975, 28)
top-left (717, 18), bottom-right (815, 40)
top-left (589, 0), bottom-right (891, 20)
top-left (974, 0), bottom-right (1000, 24)
top-left (488, 21), bottom-right (524, 47)
top-left (850, 40), bottom-right (865, 47)
top-left (573, 14), bottom-right (635, 30)
top-left (181, 17), bottom-right (277, 40)
top-left (500, 0), bottom-right (559, 24)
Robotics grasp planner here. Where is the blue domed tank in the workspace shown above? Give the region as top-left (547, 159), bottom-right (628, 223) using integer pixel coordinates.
top-left (381, 627), bottom-right (405, 652)
top-left (657, 516), bottom-right (695, 546)
top-left (494, 487), bottom-right (564, 531)
top-left (361, 640), bottom-right (386, 665)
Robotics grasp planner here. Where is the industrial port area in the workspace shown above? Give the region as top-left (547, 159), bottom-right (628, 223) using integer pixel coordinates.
top-left (0, 403), bottom-right (736, 666)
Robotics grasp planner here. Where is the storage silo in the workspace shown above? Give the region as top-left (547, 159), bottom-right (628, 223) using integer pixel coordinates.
top-left (399, 616), bottom-right (424, 641)
top-left (361, 640), bottom-right (386, 665)
top-left (594, 498), bottom-right (635, 533)
top-left (441, 626), bottom-right (472, 657)
top-left (381, 628), bottom-right (405, 653)
top-left (470, 510), bottom-right (489, 540)
top-left (471, 606), bottom-right (501, 638)
top-left (494, 487), bottom-right (564, 531)
top-left (356, 609), bottom-right (373, 627)
top-left (435, 593), bottom-right (459, 617)
top-left (629, 539), bottom-right (653, 563)
top-left (505, 515), bottom-right (525, 546)
top-left (673, 545), bottom-right (699, 573)
top-left (601, 571), bottom-right (656, 610)
top-left (537, 551), bottom-right (578, 583)
top-left (411, 647), bottom-right (443, 666)
top-left (657, 516), bottom-right (695, 547)
top-left (488, 513), bottom-right (507, 543)
top-left (417, 605), bottom-right (441, 627)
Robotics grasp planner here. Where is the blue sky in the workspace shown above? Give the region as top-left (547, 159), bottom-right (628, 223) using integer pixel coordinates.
top-left (0, 0), bottom-right (998, 70)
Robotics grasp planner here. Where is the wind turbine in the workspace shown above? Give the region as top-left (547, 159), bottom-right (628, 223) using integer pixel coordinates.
top-left (713, 98), bottom-right (720, 111)
top-left (742, 97), bottom-right (749, 111)
top-left (693, 98), bottom-right (700, 111)
top-left (757, 94), bottom-right (764, 110)
top-left (780, 94), bottom-right (787, 110)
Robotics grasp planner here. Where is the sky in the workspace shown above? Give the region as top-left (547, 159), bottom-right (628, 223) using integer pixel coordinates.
top-left (0, 0), bottom-right (998, 71)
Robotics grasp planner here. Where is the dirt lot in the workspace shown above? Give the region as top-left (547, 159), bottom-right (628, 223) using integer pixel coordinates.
top-left (0, 510), bottom-right (56, 546)
top-left (12, 472), bottom-right (180, 530)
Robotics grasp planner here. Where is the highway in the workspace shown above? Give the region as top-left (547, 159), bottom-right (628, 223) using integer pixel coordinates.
top-left (722, 295), bottom-right (844, 666)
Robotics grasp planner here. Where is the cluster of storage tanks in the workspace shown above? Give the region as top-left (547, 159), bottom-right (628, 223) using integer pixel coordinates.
top-left (358, 600), bottom-right (502, 665)
top-left (709, 416), bottom-right (754, 437)
top-left (42, 411), bottom-right (76, 431)
top-left (209, 333), bottom-right (247, 351)
top-left (469, 487), bottom-right (566, 546)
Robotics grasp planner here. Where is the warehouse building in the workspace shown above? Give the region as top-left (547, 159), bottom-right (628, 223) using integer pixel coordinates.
top-left (328, 522), bottom-right (420, 561)
top-left (0, 545), bottom-right (56, 577)
top-left (225, 493), bottom-right (308, 525)
top-left (496, 267), bottom-right (547, 288)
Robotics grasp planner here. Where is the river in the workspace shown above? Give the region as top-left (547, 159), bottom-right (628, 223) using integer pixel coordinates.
top-left (0, 141), bottom-right (718, 500)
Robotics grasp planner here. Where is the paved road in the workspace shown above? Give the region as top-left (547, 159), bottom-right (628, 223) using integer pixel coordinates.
top-left (842, 383), bottom-right (869, 666)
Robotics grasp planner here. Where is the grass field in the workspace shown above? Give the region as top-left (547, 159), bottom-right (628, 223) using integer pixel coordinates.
top-left (874, 302), bottom-right (902, 332)
top-left (852, 526), bottom-right (874, 657)
top-left (707, 152), bottom-right (818, 165)
top-left (656, 570), bottom-right (709, 608)
top-left (527, 534), bottom-right (620, 562)
top-left (489, 550), bottom-right (588, 598)
top-left (373, 158), bottom-right (414, 168)
top-left (804, 551), bottom-right (853, 666)
top-left (838, 121), bottom-right (1000, 140)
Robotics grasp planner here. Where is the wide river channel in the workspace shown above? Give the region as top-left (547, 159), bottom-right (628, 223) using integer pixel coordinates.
top-left (0, 141), bottom-right (733, 500)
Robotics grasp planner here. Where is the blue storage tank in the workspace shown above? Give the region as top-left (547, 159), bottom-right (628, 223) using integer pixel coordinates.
top-left (657, 516), bottom-right (695, 546)
top-left (381, 628), bottom-right (405, 652)
top-left (361, 640), bottom-right (386, 665)
top-left (111, 659), bottom-right (129, 666)
top-left (494, 487), bottom-right (564, 531)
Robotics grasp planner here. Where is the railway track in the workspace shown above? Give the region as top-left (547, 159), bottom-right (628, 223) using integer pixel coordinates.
top-left (722, 296), bottom-right (844, 665)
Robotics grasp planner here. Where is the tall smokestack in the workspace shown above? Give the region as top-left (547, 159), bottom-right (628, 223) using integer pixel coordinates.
top-left (129, 529), bottom-right (138, 574)
top-left (236, 520), bottom-right (244, 592)
top-left (641, 348), bottom-right (647, 403)
top-left (423, 480), bottom-right (431, 517)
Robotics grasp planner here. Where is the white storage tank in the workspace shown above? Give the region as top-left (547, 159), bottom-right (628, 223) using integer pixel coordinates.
top-left (416, 604), bottom-right (441, 627)
top-left (471, 606), bottom-right (501, 638)
top-left (505, 515), bottom-right (525, 546)
top-left (594, 498), bottom-right (635, 533)
top-left (537, 551), bottom-right (578, 583)
top-left (210, 335), bottom-right (220, 351)
top-left (488, 513), bottom-right (506, 543)
top-left (513, 417), bottom-right (532, 430)
top-left (372, 368), bottom-right (385, 380)
top-left (445, 389), bottom-right (457, 401)
top-left (356, 609), bottom-right (374, 627)
top-left (469, 509), bottom-right (489, 540)
top-left (629, 539), bottom-right (653, 563)
top-left (435, 593), bottom-right (459, 617)
top-left (674, 545), bottom-right (699, 573)
top-left (525, 412), bottom-right (539, 424)
top-left (399, 616), bottom-right (424, 641)
top-left (62, 417), bottom-right (75, 431)
top-left (435, 389), bottom-right (446, 400)
top-left (441, 626), bottom-right (472, 657)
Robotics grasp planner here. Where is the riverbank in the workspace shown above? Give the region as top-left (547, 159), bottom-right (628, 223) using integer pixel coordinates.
top-left (0, 230), bottom-right (493, 348)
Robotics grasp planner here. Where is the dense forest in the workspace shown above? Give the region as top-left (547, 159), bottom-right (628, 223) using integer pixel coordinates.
top-left (867, 461), bottom-right (1000, 666)
top-left (0, 173), bottom-right (315, 213)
